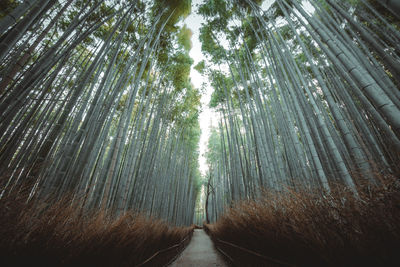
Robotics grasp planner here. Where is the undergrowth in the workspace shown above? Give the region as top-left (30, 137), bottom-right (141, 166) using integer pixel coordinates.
top-left (205, 177), bottom-right (400, 266)
top-left (0, 184), bottom-right (193, 267)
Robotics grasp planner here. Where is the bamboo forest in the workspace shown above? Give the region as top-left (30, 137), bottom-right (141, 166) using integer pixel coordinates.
top-left (0, 0), bottom-right (399, 266)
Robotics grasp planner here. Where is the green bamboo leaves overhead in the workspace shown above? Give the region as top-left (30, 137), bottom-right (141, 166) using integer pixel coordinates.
top-left (0, 0), bottom-right (200, 226)
top-left (201, 0), bottom-right (400, 222)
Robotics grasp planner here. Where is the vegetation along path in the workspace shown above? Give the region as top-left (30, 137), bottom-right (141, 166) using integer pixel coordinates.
top-left (170, 229), bottom-right (228, 266)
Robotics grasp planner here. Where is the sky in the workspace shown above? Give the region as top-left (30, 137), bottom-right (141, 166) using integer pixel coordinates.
top-left (183, 0), bottom-right (216, 176)
top-left (183, 0), bottom-right (276, 176)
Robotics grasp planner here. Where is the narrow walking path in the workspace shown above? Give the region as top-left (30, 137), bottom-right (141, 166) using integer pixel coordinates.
top-left (170, 229), bottom-right (228, 266)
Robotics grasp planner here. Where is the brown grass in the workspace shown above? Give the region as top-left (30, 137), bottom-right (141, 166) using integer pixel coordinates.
top-left (0, 185), bottom-right (193, 267)
top-left (205, 178), bottom-right (400, 267)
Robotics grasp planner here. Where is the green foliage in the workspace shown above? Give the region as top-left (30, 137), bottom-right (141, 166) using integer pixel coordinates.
top-left (209, 71), bottom-right (232, 108)
top-left (169, 85), bottom-right (201, 126)
top-left (295, 52), bottom-right (307, 64)
top-left (153, 0), bottom-right (191, 32)
top-left (197, 0), bottom-right (236, 63)
top-left (235, 0), bottom-right (264, 14)
top-left (151, 1), bottom-right (193, 66)
top-left (198, 0), bottom-right (230, 18)
top-left (170, 51), bottom-right (194, 91)
top-left (280, 24), bottom-right (292, 40)
top-left (206, 127), bottom-right (222, 166)
top-left (197, 0), bottom-right (266, 109)
top-left (194, 60), bottom-right (206, 74)
top-left (199, 24), bottom-right (226, 62)
top-left (177, 24), bottom-right (193, 51)
top-left (117, 94), bottom-right (128, 112)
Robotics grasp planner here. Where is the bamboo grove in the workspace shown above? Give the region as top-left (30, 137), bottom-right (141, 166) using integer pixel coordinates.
top-left (0, 0), bottom-right (201, 226)
top-left (200, 0), bottom-right (400, 223)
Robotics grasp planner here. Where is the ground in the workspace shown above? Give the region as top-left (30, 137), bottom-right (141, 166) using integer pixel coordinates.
top-left (170, 229), bottom-right (228, 266)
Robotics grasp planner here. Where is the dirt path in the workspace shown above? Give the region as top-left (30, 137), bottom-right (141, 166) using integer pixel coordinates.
top-left (170, 229), bottom-right (228, 266)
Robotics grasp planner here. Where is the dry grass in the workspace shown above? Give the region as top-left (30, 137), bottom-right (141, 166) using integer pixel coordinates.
top-left (0, 185), bottom-right (193, 267)
top-left (205, 177), bottom-right (400, 266)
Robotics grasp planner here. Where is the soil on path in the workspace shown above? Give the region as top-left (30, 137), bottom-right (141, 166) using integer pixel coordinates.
top-left (170, 229), bottom-right (228, 266)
